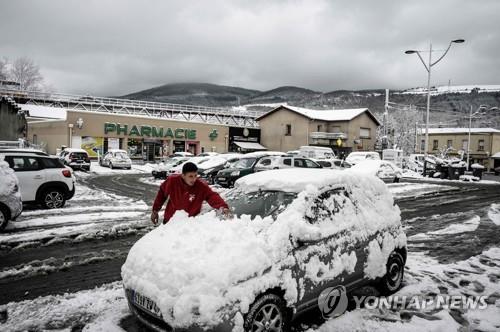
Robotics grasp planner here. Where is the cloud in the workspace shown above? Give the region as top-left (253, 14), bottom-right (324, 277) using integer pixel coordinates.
top-left (1, 0), bottom-right (499, 95)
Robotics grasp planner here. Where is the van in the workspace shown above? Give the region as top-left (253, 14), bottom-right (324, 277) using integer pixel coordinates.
top-left (382, 149), bottom-right (403, 168)
top-left (298, 146), bottom-right (335, 159)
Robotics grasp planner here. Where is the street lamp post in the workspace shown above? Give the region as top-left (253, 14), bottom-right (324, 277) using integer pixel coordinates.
top-left (405, 39), bottom-right (464, 176)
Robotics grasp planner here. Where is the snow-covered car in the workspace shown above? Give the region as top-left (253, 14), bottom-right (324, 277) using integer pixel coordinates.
top-left (198, 152), bottom-right (219, 157)
top-left (254, 155), bottom-right (322, 172)
top-left (99, 149), bottom-right (132, 169)
top-left (0, 156), bottom-right (22, 231)
top-left (122, 169), bottom-right (407, 331)
top-left (214, 151), bottom-right (286, 188)
top-left (59, 148), bottom-right (91, 171)
top-left (1, 151), bottom-right (76, 209)
top-left (351, 159), bottom-right (402, 183)
top-left (152, 157), bottom-right (190, 179)
top-left (345, 151), bottom-right (380, 165)
top-left (168, 156), bottom-right (210, 177)
top-left (198, 155), bottom-right (242, 184)
top-left (171, 152), bottom-right (194, 158)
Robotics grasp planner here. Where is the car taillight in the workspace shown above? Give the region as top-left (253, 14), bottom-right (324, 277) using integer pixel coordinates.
top-left (62, 169), bottom-right (72, 178)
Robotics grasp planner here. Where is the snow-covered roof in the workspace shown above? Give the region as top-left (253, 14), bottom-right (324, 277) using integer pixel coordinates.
top-left (256, 105), bottom-right (381, 125)
top-left (19, 104), bottom-right (67, 120)
top-left (426, 128), bottom-right (500, 135)
top-left (235, 168), bottom-right (377, 193)
top-left (491, 152), bottom-right (500, 159)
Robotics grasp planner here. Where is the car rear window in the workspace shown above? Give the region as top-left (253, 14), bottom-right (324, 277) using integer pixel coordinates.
top-left (41, 157), bottom-right (65, 168)
top-left (70, 152), bottom-right (88, 159)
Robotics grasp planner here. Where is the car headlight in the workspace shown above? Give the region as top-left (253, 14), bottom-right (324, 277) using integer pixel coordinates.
top-left (230, 170), bottom-right (240, 176)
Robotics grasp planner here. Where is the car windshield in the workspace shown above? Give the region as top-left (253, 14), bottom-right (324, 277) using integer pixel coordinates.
top-left (115, 152), bottom-right (128, 159)
top-left (225, 189), bottom-right (297, 219)
top-left (234, 158), bottom-right (256, 169)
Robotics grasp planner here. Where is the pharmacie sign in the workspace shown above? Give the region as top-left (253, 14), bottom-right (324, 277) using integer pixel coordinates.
top-left (104, 122), bottom-right (196, 139)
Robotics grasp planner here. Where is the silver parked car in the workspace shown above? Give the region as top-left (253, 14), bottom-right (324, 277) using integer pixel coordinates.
top-left (100, 149), bottom-right (132, 169)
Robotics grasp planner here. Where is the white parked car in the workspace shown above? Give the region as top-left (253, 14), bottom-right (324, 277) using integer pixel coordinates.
top-left (345, 151), bottom-right (380, 165)
top-left (122, 169), bottom-right (406, 331)
top-left (168, 156), bottom-right (210, 176)
top-left (198, 152), bottom-right (219, 157)
top-left (152, 157), bottom-right (190, 179)
top-left (254, 155), bottom-right (322, 172)
top-left (99, 149), bottom-right (132, 169)
top-left (351, 159), bottom-right (402, 183)
top-left (172, 152), bottom-right (194, 158)
top-left (299, 146), bottom-right (335, 159)
top-left (1, 151), bottom-right (76, 209)
top-left (0, 156), bottom-right (23, 231)
top-left (59, 148), bottom-right (91, 171)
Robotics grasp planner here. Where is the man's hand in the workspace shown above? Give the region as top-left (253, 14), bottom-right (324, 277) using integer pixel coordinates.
top-left (151, 210), bottom-right (159, 225)
top-left (222, 207), bottom-right (233, 219)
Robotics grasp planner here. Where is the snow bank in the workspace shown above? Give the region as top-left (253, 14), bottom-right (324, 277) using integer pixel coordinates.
top-left (0, 282), bottom-right (127, 332)
top-left (488, 204), bottom-right (500, 226)
top-left (0, 155), bottom-right (19, 197)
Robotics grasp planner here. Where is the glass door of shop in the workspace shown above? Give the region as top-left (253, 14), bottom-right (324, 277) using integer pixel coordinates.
top-left (143, 141), bottom-right (162, 162)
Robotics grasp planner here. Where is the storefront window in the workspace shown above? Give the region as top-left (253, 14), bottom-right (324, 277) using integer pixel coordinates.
top-left (174, 140), bottom-right (185, 152)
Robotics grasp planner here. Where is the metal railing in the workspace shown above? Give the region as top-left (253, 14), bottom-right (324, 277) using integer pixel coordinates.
top-left (0, 88), bottom-right (261, 128)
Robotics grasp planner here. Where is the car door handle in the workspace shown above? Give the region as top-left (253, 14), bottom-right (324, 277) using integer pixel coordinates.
top-left (34, 175), bottom-right (43, 179)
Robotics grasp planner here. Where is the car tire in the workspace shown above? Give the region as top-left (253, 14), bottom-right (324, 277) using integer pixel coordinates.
top-left (41, 188), bottom-right (66, 209)
top-left (244, 294), bottom-right (290, 332)
top-left (378, 252), bottom-right (405, 295)
top-left (109, 163), bottom-right (114, 169)
top-left (393, 177), bottom-right (400, 183)
top-left (0, 206), bottom-right (9, 232)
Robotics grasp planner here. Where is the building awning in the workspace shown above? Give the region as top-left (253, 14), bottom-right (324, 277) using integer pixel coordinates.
top-left (234, 141), bottom-right (267, 150)
top-left (491, 152), bottom-right (500, 159)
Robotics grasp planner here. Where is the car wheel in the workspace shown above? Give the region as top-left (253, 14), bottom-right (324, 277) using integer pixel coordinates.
top-left (244, 294), bottom-right (290, 332)
top-left (109, 163), bottom-right (113, 169)
top-left (0, 206), bottom-right (9, 232)
top-left (41, 189), bottom-right (66, 209)
top-left (378, 252), bottom-right (405, 295)
top-left (393, 177), bottom-right (400, 183)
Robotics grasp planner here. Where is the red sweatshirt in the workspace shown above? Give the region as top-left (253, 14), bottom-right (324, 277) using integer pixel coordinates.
top-left (152, 175), bottom-right (228, 223)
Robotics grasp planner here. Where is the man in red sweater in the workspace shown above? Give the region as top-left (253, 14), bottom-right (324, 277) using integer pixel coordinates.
top-left (151, 162), bottom-right (230, 224)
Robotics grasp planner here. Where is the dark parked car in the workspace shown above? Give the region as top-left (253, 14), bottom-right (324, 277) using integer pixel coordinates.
top-left (214, 152), bottom-right (285, 188)
top-left (122, 169), bottom-right (407, 332)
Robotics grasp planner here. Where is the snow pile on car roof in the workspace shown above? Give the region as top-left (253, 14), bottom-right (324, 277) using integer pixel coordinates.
top-left (349, 159), bottom-right (384, 176)
top-left (0, 155), bottom-right (19, 197)
top-left (234, 168), bottom-right (380, 193)
top-left (121, 168), bottom-right (404, 329)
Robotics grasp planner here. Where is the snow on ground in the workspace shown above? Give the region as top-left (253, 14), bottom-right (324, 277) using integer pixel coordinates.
top-left (3, 247), bottom-right (499, 331)
top-left (0, 181), bottom-right (150, 250)
top-left (76, 162), bottom-right (155, 176)
top-left (309, 247), bottom-right (500, 332)
top-left (386, 183), bottom-right (457, 200)
top-left (488, 204), bottom-right (500, 226)
top-left (0, 281), bottom-right (128, 332)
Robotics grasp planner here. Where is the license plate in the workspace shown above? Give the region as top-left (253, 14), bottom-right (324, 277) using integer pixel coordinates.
top-left (77, 160), bottom-right (83, 163)
top-left (132, 291), bottom-right (162, 318)
top-left (218, 177), bottom-right (226, 181)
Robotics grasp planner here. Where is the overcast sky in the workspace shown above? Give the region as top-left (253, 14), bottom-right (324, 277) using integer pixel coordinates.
top-left (1, 0), bottom-right (499, 96)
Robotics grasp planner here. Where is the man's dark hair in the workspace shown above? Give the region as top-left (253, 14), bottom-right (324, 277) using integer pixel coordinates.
top-left (182, 162), bottom-right (198, 174)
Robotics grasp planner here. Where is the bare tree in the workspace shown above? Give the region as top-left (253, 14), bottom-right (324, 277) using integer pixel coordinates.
top-left (0, 57), bottom-right (8, 80)
top-left (385, 105), bottom-right (420, 154)
top-left (9, 57), bottom-right (43, 91)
